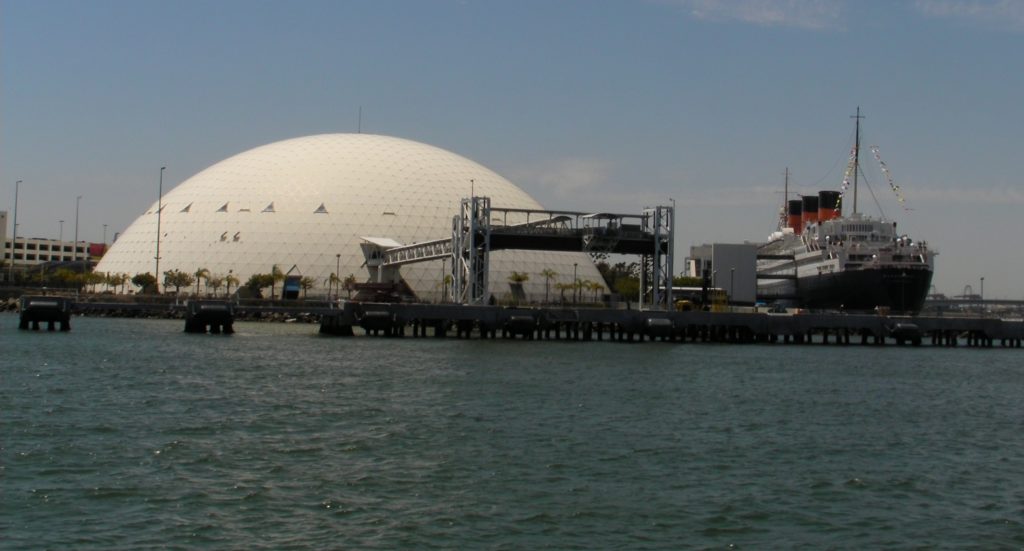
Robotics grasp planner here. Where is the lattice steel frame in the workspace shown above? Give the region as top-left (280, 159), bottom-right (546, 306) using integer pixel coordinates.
top-left (641, 205), bottom-right (674, 310)
top-left (451, 196), bottom-right (491, 305)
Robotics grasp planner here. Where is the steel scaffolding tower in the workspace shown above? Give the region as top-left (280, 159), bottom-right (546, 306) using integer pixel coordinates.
top-left (451, 196), bottom-right (492, 305)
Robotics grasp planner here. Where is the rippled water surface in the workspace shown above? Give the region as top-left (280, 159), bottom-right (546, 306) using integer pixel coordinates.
top-left (3, 314), bottom-right (1023, 549)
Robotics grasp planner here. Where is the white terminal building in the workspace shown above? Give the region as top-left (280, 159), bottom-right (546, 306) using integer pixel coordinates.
top-left (2, 210), bottom-right (95, 278)
top-left (96, 133), bottom-right (606, 301)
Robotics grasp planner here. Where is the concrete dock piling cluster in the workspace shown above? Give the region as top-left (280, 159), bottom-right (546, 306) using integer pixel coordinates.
top-left (320, 301), bottom-right (1024, 348)
top-left (18, 296), bottom-right (73, 331)
top-left (184, 300), bottom-right (235, 334)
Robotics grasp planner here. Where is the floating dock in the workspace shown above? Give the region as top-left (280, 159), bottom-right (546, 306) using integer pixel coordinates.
top-left (320, 301), bottom-right (1024, 348)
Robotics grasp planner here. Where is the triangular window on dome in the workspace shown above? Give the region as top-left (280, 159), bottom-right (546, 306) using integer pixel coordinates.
top-left (314, 203), bottom-right (328, 214)
top-left (180, 202), bottom-right (192, 213)
top-left (262, 202), bottom-right (275, 213)
top-left (217, 203), bottom-right (229, 212)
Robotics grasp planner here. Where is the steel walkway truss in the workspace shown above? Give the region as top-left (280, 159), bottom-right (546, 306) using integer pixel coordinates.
top-left (370, 196), bottom-right (676, 310)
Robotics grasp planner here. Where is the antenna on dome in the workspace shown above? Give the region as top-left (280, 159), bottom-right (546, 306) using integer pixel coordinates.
top-left (358, 106), bottom-right (362, 133)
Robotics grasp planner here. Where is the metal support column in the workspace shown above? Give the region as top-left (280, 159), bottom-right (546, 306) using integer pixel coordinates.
top-left (451, 196), bottom-right (491, 305)
top-left (642, 205), bottom-right (674, 310)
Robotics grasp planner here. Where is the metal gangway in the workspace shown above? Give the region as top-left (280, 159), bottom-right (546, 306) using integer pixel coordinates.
top-left (361, 196), bottom-right (675, 310)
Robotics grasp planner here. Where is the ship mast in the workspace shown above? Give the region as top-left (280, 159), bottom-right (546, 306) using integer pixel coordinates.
top-left (851, 106), bottom-right (864, 214)
top-left (783, 166), bottom-right (789, 229)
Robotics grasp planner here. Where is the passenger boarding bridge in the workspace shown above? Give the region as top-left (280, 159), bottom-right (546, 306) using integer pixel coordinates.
top-left (360, 196), bottom-right (675, 310)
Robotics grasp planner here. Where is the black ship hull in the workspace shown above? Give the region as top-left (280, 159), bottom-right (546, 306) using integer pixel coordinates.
top-left (759, 266), bottom-right (933, 314)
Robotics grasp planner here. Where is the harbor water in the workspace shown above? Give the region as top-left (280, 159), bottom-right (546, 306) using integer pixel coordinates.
top-left (2, 315), bottom-right (1023, 549)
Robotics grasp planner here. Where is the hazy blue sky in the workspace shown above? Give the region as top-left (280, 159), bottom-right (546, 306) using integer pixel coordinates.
top-left (2, 0), bottom-right (1022, 297)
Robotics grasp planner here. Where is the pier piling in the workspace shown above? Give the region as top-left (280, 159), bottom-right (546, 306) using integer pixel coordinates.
top-left (313, 301), bottom-right (1024, 350)
top-left (184, 300), bottom-right (234, 334)
top-left (18, 296), bottom-right (72, 332)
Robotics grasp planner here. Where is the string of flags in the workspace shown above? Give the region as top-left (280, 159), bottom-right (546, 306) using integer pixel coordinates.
top-left (836, 145), bottom-right (857, 213)
top-left (870, 145), bottom-right (911, 211)
top-left (835, 144), bottom-right (912, 213)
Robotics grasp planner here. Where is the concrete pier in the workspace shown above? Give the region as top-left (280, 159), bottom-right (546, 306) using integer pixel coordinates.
top-left (13, 296), bottom-right (1021, 348)
top-left (320, 301), bottom-right (1024, 348)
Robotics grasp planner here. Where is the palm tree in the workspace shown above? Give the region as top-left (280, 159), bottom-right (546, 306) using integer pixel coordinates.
top-left (586, 280), bottom-right (604, 302)
top-left (84, 271), bottom-right (105, 293)
top-left (194, 267), bottom-right (210, 296)
top-left (327, 272), bottom-right (341, 299)
top-left (540, 268), bottom-right (557, 304)
top-left (555, 281), bottom-right (574, 303)
top-left (271, 264), bottom-right (285, 298)
top-left (342, 273), bottom-right (358, 299)
top-left (507, 271), bottom-right (529, 304)
top-left (299, 276), bottom-right (317, 298)
top-left (207, 274), bottom-right (225, 297)
top-left (437, 274), bottom-right (453, 303)
top-left (107, 272), bottom-right (130, 294)
top-left (225, 272), bottom-right (240, 296)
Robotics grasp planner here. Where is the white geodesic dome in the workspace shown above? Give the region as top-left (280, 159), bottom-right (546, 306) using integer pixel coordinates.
top-left (96, 133), bottom-right (606, 301)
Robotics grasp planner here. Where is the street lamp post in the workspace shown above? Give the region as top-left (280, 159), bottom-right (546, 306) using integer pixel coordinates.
top-left (441, 257), bottom-right (447, 303)
top-left (74, 195), bottom-right (82, 263)
top-left (59, 220), bottom-right (64, 256)
top-left (712, 270), bottom-right (718, 307)
top-left (573, 262), bottom-right (578, 304)
top-left (73, 193), bottom-right (81, 262)
top-left (336, 253), bottom-right (341, 300)
top-left (155, 167), bottom-right (166, 293)
top-left (103, 224), bottom-right (108, 246)
top-left (730, 267), bottom-right (735, 306)
top-left (980, 277), bottom-right (985, 302)
top-left (9, 180), bottom-right (21, 282)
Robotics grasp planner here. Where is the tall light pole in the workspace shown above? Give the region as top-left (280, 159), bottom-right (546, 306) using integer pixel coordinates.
top-left (335, 253), bottom-right (341, 300)
top-left (9, 180), bottom-right (21, 281)
top-left (670, 197), bottom-right (677, 306)
top-left (441, 257), bottom-right (447, 303)
top-left (730, 267), bottom-right (735, 306)
top-left (155, 167), bottom-right (166, 293)
top-left (74, 195), bottom-right (82, 263)
top-left (103, 224), bottom-right (108, 246)
top-left (712, 270), bottom-right (718, 306)
top-left (980, 277), bottom-right (985, 302)
top-left (59, 220), bottom-right (64, 261)
top-left (573, 262), bottom-right (578, 304)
